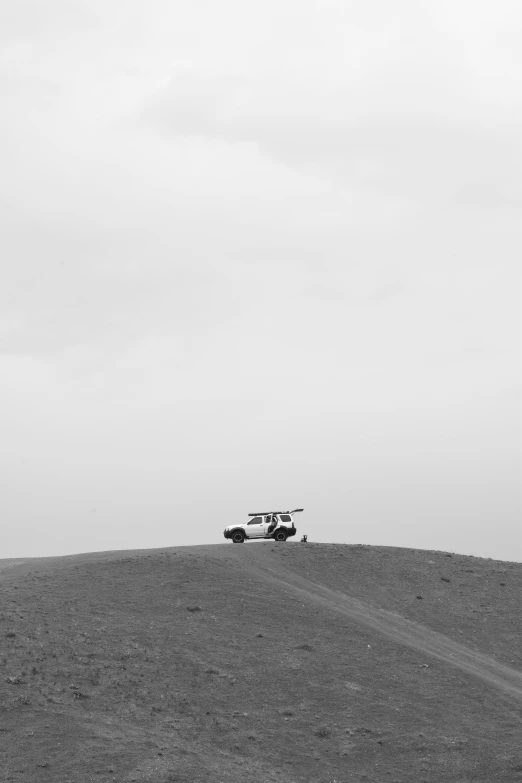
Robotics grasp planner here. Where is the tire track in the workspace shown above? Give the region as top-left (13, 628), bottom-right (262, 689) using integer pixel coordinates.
top-left (228, 547), bottom-right (522, 703)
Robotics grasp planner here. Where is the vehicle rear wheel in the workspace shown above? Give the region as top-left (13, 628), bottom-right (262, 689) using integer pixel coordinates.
top-left (274, 529), bottom-right (287, 542)
top-left (232, 530), bottom-right (245, 544)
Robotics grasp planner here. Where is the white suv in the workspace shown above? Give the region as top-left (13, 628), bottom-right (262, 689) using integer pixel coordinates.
top-left (223, 509), bottom-right (303, 544)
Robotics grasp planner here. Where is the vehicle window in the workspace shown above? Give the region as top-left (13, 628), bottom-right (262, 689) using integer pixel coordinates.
top-left (280, 514), bottom-right (291, 523)
top-left (247, 517), bottom-right (262, 525)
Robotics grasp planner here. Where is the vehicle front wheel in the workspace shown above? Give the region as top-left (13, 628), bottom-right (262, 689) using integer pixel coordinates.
top-left (232, 531), bottom-right (245, 544)
top-left (274, 530), bottom-right (287, 542)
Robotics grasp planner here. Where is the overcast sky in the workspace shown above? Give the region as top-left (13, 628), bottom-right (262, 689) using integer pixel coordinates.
top-left (1, 0), bottom-right (521, 561)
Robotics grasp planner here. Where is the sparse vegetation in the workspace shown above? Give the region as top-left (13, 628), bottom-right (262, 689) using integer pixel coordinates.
top-left (314, 724), bottom-right (331, 737)
top-left (0, 544), bottom-right (520, 782)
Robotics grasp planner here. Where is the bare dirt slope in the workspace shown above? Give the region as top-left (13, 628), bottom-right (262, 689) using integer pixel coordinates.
top-left (1, 542), bottom-right (521, 783)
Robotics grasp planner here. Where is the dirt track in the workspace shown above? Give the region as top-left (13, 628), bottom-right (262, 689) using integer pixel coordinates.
top-left (2, 543), bottom-right (522, 705)
top-left (2, 543), bottom-right (521, 782)
top-left (220, 544), bottom-right (522, 703)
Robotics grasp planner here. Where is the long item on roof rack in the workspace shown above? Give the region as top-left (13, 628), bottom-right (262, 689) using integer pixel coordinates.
top-left (248, 509), bottom-right (304, 516)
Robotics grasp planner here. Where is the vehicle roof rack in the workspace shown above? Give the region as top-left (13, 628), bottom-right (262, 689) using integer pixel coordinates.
top-left (248, 511), bottom-right (302, 516)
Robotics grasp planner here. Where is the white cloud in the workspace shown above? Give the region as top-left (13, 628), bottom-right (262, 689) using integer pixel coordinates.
top-left (0, 0), bottom-right (520, 559)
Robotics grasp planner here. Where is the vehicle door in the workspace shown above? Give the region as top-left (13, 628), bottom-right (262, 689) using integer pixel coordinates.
top-left (245, 516), bottom-right (266, 538)
top-left (264, 514), bottom-right (280, 537)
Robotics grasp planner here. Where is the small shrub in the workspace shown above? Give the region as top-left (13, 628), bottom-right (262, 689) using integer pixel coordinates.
top-left (315, 724), bottom-right (330, 738)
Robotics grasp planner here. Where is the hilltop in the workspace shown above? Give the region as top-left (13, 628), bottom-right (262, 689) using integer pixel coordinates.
top-left (1, 542), bottom-right (521, 782)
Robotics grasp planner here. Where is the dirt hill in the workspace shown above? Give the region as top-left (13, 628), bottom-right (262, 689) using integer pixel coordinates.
top-left (1, 542), bottom-right (521, 783)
